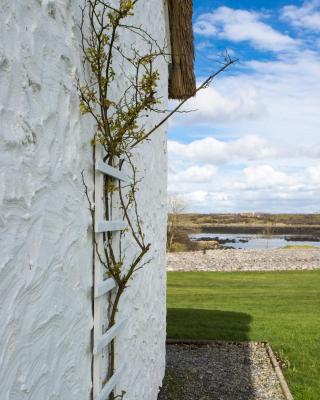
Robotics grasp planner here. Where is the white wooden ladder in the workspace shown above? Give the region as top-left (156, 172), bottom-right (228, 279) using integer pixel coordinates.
top-left (93, 151), bottom-right (127, 400)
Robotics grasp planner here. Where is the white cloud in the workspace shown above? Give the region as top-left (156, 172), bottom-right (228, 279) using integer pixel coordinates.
top-left (194, 20), bottom-right (218, 36)
top-left (167, 4), bottom-right (320, 212)
top-left (306, 165), bottom-right (320, 184)
top-left (168, 135), bottom-right (275, 165)
top-left (169, 165), bottom-right (217, 184)
top-left (172, 50), bottom-right (320, 151)
top-left (167, 133), bottom-right (320, 212)
top-left (183, 191), bottom-right (208, 205)
top-left (173, 49), bottom-right (320, 131)
top-left (167, 157), bottom-right (320, 212)
top-left (194, 6), bottom-right (297, 51)
top-left (239, 52), bottom-right (320, 145)
top-left (173, 82), bottom-right (259, 124)
top-left (282, 1), bottom-right (320, 31)
top-left (243, 165), bottom-right (297, 188)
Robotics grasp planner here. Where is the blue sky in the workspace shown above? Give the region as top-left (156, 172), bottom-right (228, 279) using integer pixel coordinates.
top-left (168, 0), bottom-right (320, 213)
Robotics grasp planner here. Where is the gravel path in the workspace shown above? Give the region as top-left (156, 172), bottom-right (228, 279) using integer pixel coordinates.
top-left (158, 342), bottom-right (286, 400)
top-left (167, 248), bottom-right (320, 272)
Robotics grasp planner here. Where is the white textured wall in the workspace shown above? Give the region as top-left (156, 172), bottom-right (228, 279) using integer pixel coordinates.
top-left (0, 1), bottom-right (168, 400)
top-left (111, 0), bottom-right (168, 398)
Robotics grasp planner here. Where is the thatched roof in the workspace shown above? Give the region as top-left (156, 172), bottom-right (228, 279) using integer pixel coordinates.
top-left (167, 0), bottom-right (196, 100)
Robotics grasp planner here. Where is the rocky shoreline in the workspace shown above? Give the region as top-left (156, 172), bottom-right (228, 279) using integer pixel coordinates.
top-left (167, 248), bottom-right (320, 272)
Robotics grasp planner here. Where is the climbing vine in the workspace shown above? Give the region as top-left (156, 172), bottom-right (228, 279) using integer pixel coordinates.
top-left (77, 1), bottom-right (235, 399)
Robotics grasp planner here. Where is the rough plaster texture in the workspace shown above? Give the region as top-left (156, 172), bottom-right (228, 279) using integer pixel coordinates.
top-left (0, 1), bottom-right (167, 399)
top-left (106, 1), bottom-right (168, 397)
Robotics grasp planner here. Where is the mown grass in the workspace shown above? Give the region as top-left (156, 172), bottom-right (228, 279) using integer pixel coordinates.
top-left (167, 271), bottom-right (320, 400)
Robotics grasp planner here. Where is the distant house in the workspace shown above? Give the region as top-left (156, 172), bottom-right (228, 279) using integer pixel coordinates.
top-left (240, 211), bottom-right (257, 217)
top-left (0, 1), bottom-right (194, 400)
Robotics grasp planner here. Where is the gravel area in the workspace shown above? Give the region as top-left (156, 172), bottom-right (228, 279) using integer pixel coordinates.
top-left (167, 248), bottom-right (320, 272)
top-left (158, 342), bottom-right (286, 400)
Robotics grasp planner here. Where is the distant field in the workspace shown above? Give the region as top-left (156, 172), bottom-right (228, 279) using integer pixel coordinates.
top-left (175, 213), bottom-right (320, 228)
top-left (167, 271), bottom-right (320, 400)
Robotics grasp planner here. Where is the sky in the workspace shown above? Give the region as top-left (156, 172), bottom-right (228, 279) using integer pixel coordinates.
top-left (167, 0), bottom-right (320, 213)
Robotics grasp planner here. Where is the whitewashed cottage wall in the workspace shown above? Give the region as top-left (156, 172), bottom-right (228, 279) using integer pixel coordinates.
top-left (0, 1), bottom-right (168, 399)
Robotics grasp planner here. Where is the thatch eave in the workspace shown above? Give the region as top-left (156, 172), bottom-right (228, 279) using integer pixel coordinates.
top-left (167, 0), bottom-right (196, 100)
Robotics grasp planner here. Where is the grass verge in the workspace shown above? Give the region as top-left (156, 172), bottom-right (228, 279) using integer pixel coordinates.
top-left (167, 270), bottom-right (320, 400)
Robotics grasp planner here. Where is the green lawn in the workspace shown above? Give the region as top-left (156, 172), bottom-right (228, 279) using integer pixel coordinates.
top-left (167, 271), bottom-right (320, 400)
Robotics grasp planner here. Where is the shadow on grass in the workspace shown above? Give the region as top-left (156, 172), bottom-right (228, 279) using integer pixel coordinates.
top-left (167, 308), bottom-right (252, 341)
top-left (159, 309), bottom-right (258, 399)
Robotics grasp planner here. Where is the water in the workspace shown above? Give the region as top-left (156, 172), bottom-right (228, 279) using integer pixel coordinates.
top-left (189, 233), bottom-right (320, 250)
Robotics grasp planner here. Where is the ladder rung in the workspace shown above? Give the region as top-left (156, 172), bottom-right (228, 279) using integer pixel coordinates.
top-left (96, 161), bottom-right (127, 182)
top-left (95, 278), bottom-right (116, 298)
top-left (95, 220), bottom-right (127, 233)
top-left (96, 364), bottom-right (126, 400)
top-left (94, 319), bottom-right (127, 355)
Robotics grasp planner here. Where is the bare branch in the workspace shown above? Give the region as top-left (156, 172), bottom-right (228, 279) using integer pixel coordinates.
top-left (130, 57), bottom-right (237, 147)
